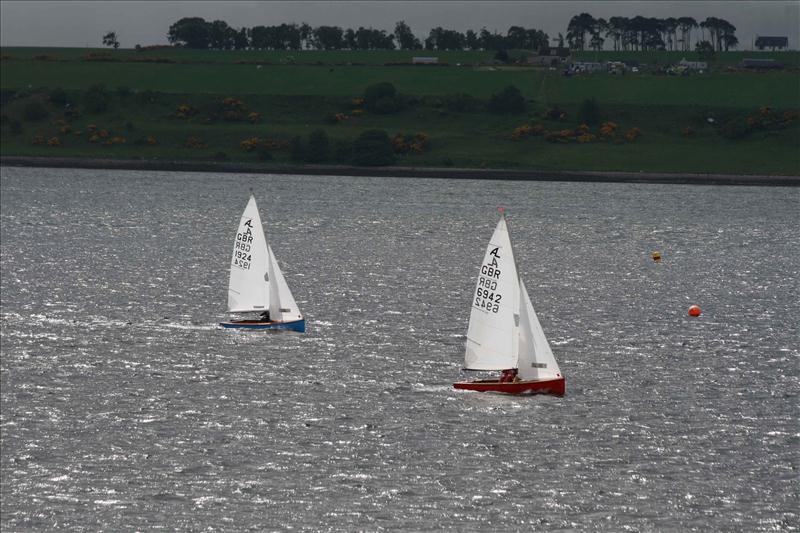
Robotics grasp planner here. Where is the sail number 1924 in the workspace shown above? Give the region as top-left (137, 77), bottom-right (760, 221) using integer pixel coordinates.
top-left (233, 228), bottom-right (254, 270)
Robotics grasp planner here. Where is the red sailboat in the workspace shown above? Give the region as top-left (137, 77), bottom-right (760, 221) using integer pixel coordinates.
top-left (453, 210), bottom-right (565, 396)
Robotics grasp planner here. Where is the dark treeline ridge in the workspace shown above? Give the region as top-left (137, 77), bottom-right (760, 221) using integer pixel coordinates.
top-left (161, 18), bottom-right (548, 52)
top-left (154, 13), bottom-right (762, 54)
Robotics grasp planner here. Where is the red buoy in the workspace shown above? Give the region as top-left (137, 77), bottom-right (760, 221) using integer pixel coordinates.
top-left (688, 305), bottom-right (701, 317)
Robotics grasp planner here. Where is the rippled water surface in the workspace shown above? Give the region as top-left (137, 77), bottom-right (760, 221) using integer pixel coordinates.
top-left (1, 167), bottom-right (798, 531)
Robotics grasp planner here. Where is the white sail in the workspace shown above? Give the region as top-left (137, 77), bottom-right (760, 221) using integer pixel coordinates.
top-left (227, 195), bottom-right (269, 313)
top-left (267, 245), bottom-right (303, 323)
top-left (465, 215), bottom-right (520, 370)
top-left (517, 279), bottom-right (562, 380)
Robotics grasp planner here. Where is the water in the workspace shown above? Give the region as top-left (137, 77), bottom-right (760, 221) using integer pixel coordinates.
top-left (1, 166), bottom-right (798, 531)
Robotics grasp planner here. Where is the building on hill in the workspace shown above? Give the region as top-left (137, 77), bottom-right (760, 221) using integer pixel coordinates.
top-left (740, 58), bottom-right (783, 69)
top-left (754, 36), bottom-right (789, 51)
top-left (412, 57), bottom-right (438, 65)
top-left (568, 61), bottom-right (603, 73)
top-left (678, 58), bottom-right (708, 71)
top-left (527, 46), bottom-right (570, 66)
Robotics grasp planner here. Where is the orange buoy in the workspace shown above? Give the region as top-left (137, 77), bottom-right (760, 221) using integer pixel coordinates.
top-left (651, 251), bottom-right (662, 262)
top-left (688, 305), bottom-right (701, 317)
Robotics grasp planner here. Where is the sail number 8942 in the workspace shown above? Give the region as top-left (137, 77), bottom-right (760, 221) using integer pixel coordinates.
top-left (474, 276), bottom-right (502, 313)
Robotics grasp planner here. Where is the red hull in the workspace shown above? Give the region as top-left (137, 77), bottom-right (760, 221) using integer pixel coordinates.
top-left (453, 377), bottom-right (565, 396)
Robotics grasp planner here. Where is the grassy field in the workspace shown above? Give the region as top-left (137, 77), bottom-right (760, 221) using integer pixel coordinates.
top-left (1, 47), bottom-right (798, 175)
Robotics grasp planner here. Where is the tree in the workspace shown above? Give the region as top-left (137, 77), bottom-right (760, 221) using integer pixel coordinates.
top-left (589, 19), bottom-right (606, 51)
top-left (102, 31), bottom-right (119, 49)
top-left (394, 20), bottom-right (421, 50)
top-left (676, 17), bottom-right (697, 51)
top-left (364, 82), bottom-right (400, 113)
top-left (208, 20), bottom-right (234, 50)
top-left (426, 27), bottom-right (466, 50)
top-left (722, 33), bottom-right (739, 51)
top-left (465, 30), bottom-right (480, 50)
top-left (299, 23), bottom-right (313, 49)
top-left (506, 26), bottom-right (527, 49)
top-left (313, 25), bottom-right (344, 50)
top-left (233, 28), bottom-right (249, 50)
top-left (343, 28), bottom-right (357, 49)
top-left (695, 40), bottom-right (715, 60)
top-left (168, 17), bottom-right (210, 49)
top-left (566, 12), bottom-right (595, 50)
top-left (606, 17), bottom-right (626, 51)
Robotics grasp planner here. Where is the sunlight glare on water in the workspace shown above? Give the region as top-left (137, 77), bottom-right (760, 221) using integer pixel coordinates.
top-left (1, 167), bottom-right (798, 531)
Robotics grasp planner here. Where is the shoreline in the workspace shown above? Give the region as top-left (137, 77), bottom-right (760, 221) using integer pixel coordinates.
top-left (2, 156), bottom-right (799, 186)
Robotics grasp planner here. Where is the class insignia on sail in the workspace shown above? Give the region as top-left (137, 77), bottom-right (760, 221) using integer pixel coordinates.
top-left (454, 209), bottom-right (564, 396)
top-left (219, 194), bottom-right (305, 332)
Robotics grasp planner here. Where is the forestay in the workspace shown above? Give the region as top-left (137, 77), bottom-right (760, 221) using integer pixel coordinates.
top-left (465, 216), bottom-right (521, 370)
top-left (267, 245), bottom-right (303, 323)
top-left (227, 195), bottom-right (269, 313)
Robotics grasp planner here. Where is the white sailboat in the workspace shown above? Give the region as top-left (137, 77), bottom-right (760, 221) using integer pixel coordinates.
top-left (453, 209), bottom-right (564, 395)
top-left (220, 194), bottom-right (305, 332)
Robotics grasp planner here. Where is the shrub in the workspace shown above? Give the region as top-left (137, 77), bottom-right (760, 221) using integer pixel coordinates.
top-left (0, 90), bottom-right (17, 106)
top-left (84, 84), bottom-right (110, 114)
top-left (136, 90), bottom-right (161, 105)
top-left (305, 129), bottom-right (331, 163)
top-left (48, 88), bottom-right (69, 105)
top-left (257, 146), bottom-right (273, 161)
top-left (23, 102), bottom-right (49, 121)
top-left (332, 140), bottom-right (352, 163)
top-left (289, 136), bottom-right (305, 162)
top-left (374, 96), bottom-right (400, 114)
top-left (719, 119), bottom-right (751, 140)
top-left (351, 129), bottom-right (395, 166)
top-left (440, 93), bottom-right (479, 112)
top-left (577, 98), bottom-right (600, 126)
top-left (213, 151), bottom-right (229, 161)
top-left (546, 106), bottom-right (566, 121)
top-left (487, 85), bottom-right (525, 114)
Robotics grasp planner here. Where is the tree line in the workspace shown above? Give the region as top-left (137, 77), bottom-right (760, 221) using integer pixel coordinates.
top-left (166, 17), bottom-right (549, 51)
top-left (566, 13), bottom-right (738, 52)
top-left (163, 14), bottom-right (739, 53)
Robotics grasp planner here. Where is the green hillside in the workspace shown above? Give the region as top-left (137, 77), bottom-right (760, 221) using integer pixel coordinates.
top-left (2, 47), bottom-right (798, 175)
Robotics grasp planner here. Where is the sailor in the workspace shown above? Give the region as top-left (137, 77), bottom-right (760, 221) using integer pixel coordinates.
top-left (259, 310), bottom-right (270, 321)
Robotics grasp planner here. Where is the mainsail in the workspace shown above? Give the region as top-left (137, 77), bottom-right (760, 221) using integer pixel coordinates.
top-left (227, 195), bottom-right (269, 313)
top-left (464, 215), bottom-right (520, 370)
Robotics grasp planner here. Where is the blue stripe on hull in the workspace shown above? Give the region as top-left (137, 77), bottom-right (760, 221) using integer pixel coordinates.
top-left (219, 319), bottom-right (305, 332)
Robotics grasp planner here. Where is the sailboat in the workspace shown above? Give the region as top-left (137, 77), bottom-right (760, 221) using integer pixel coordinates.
top-left (453, 209), bottom-right (564, 396)
top-left (219, 194), bottom-right (305, 332)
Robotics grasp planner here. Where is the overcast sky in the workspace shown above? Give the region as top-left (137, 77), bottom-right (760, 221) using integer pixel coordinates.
top-left (1, 1), bottom-right (798, 49)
